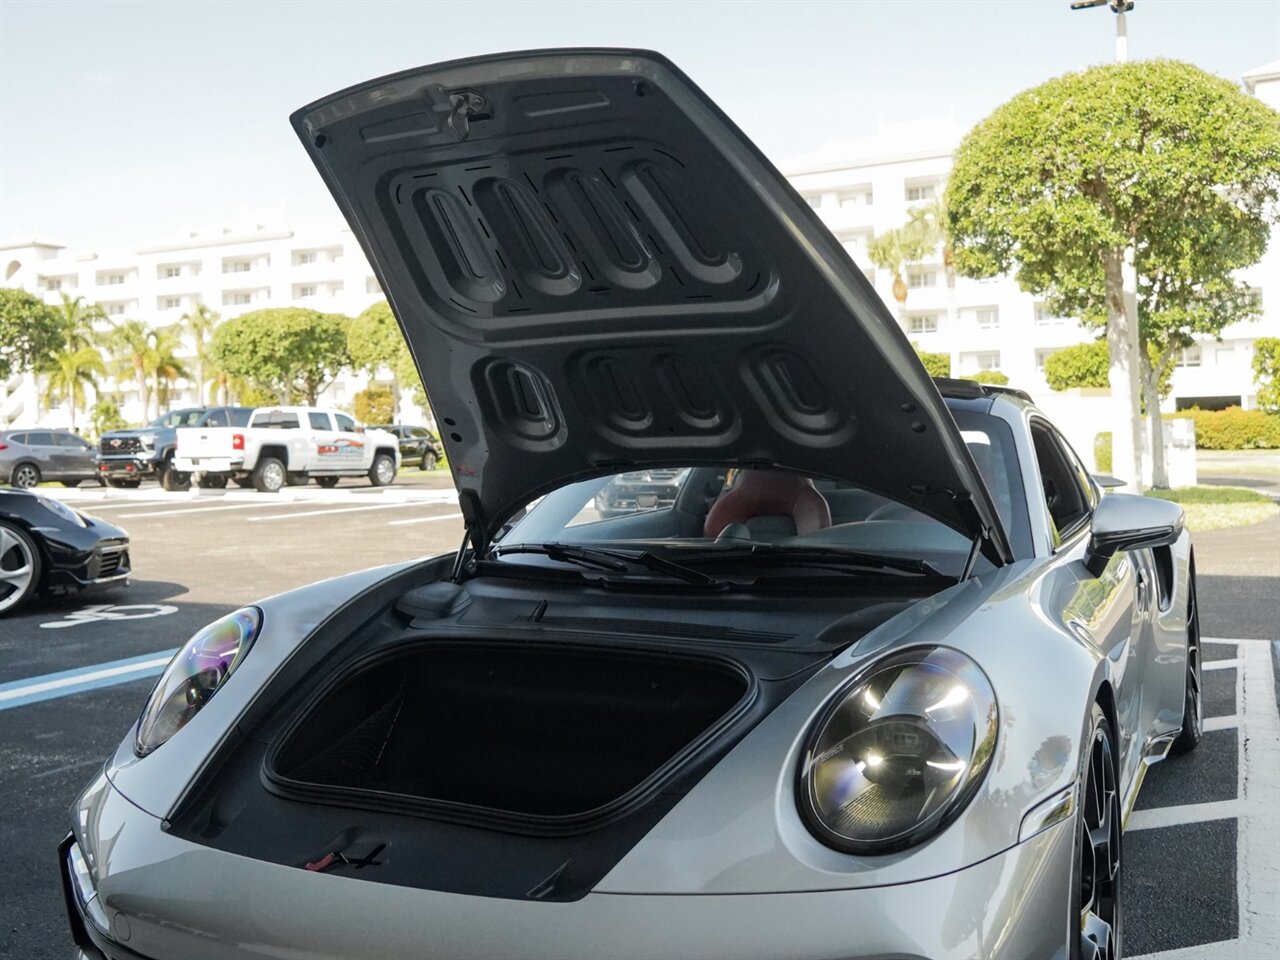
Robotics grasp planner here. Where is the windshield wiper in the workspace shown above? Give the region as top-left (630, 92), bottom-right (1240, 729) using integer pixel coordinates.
top-left (671, 545), bottom-right (948, 578)
top-left (491, 543), bottom-right (718, 585)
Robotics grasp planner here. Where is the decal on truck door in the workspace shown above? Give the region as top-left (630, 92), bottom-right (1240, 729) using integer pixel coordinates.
top-left (317, 438), bottom-right (365, 462)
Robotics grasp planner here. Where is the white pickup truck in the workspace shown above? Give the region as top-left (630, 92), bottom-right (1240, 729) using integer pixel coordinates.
top-left (173, 406), bottom-right (400, 492)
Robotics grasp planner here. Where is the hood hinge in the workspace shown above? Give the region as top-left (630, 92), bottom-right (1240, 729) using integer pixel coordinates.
top-left (451, 489), bottom-right (489, 582)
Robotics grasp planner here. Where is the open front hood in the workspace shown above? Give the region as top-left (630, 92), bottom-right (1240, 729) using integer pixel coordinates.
top-left (292, 49), bottom-right (1011, 564)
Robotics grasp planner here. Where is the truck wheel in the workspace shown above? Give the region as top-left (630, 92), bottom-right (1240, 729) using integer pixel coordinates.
top-left (285, 471), bottom-right (310, 487)
top-left (11, 463), bottom-right (40, 488)
top-left (420, 451), bottom-right (437, 471)
top-left (197, 475), bottom-right (227, 489)
top-left (315, 477), bottom-right (339, 489)
top-left (253, 458), bottom-right (286, 493)
top-left (160, 464), bottom-right (191, 492)
top-left (369, 453), bottom-right (396, 487)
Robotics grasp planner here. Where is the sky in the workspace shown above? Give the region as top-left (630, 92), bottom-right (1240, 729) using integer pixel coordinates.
top-left (2, 0), bottom-right (1278, 251)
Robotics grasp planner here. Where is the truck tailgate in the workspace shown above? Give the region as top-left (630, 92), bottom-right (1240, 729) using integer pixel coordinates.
top-left (176, 427), bottom-right (239, 460)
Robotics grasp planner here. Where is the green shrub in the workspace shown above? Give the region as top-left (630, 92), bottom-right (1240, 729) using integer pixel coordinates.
top-left (1095, 432), bottom-right (1112, 473)
top-left (971, 370), bottom-right (1009, 385)
top-left (1166, 407), bottom-right (1280, 450)
top-left (1254, 336), bottom-right (1280, 413)
top-left (912, 342), bottom-right (951, 378)
top-left (1044, 340), bottom-right (1109, 391)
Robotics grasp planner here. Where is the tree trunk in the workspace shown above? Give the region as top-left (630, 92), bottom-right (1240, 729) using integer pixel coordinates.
top-left (1103, 246), bottom-right (1144, 492)
top-left (1142, 353), bottom-right (1168, 489)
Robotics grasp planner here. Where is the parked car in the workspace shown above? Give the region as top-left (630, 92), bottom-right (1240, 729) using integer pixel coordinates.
top-left (0, 429), bottom-right (101, 488)
top-left (62, 51), bottom-right (1198, 960)
top-left (594, 467), bottom-right (689, 518)
top-left (375, 423), bottom-right (445, 470)
top-left (0, 488), bottom-right (129, 615)
top-left (173, 406), bottom-right (400, 492)
top-left (98, 407), bottom-right (255, 491)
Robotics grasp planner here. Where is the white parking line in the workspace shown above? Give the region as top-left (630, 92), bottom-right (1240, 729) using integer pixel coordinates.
top-left (247, 502), bottom-right (431, 522)
top-left (112, 501), bottom-right (318, 519)
top-left (1204, 715), bottom-right (1239, 733)
top-left (1127, 798), bottom-right (1244, 831)
top-left (386, 512), bottom-right (464, 526)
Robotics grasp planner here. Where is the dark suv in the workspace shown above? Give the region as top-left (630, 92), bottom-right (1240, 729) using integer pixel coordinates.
top-left (98, 407), bottom-right (254, 490)
top-left (375, 424), bottom-right (445, 470)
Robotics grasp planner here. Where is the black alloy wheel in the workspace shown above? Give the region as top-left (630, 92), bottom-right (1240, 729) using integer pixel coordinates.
top-left (1076, 704), bottom-right (1122, 960)
top-left (1172, 574), bottom-right (1202, 754)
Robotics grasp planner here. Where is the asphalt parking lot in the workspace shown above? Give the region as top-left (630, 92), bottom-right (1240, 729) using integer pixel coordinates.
top-left (1, 479), bottom-right (1277, 958)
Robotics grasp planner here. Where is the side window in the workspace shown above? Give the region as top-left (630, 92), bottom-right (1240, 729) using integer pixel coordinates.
top-left (27, 431), bottom-right (55, 446)
top-left (410, 427), bottom-right (430, 438)
top-left (334, 413), bottom-right (357, 433)
top-left (7, 433), bottom-right (28, 446)
top-left (230, 409), bottom-right (252, 427)
top-left (201, 412), bottom-right (226, 428)
top-left (308, 412), bottom-right (332, 430)
top-left (52, 432), bottom-right (81, 447)
top-left (1030, 420), bottom-right (1092, 545)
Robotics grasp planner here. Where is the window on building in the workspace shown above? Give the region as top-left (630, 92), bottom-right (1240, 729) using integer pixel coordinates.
top-left (1035, 348), bottom-right (1058, 372)
top-left (1034, 304), bottom-right (1065, 326)
top-left (223, 260), bottom-right (252, 274)
top-left (224, 292), bottom-right (253, 306)
top-left (905, 184), bottom-right (936, 202)
top-left (907, 270), bottom-right (937, 289)
top-left (160, 296), bottom-right (182, 310)
top-left (974, 307), bottom-right (999, 329)
top-left (1214, 346), bottom-right (1234, 366)
top-left (294, 251), bottom-right (318, 265)
top-left (972, 351), bottom-right (1001, 372)
top-left (297, 285), bottom-right (317, 298)
top-left (98, 272), bottom-right (125, 285)
top-left (840, 235), bottom-right (870, 260)
top-left (161, 265), bottom-right (182, 279)
top-left (803, 195), bottom-right (822, 209)
top-left (1176, 345), bottom-right (1202, 368)
top-left (863, 267), bottom-right (875, 285)
top-left (908, 314), bottom-right (939, 334)
top-left (43, 277), bottom-right (63, 291)
top-left (365, 277), bottom-right (382, 295)
top-left (105, 303), bottom-right (126, 316)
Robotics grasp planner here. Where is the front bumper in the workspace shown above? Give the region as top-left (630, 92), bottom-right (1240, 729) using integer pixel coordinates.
top-left (64, 772), bottom-right (1073, 960)
top-left (97, 457), bottom-right (159, 478)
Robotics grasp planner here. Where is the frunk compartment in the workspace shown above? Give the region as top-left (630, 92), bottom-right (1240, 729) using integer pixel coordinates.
top-left (268, 641), bottom-right (750, 826)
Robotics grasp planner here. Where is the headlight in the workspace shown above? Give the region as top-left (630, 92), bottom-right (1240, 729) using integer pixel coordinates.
top-left (134, 607), bottom-right (262, 756)
top-left (798, 646), bottom-right (998, 854)
top-left (138, 433), bottom-right (157, 448)
top-left (37, 495), bottom-right (86, 528)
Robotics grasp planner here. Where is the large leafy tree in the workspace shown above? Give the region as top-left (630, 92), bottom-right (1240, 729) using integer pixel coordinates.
top-left (947, 60), bottom-right (1280, 490)
top-left (212, 308), bottom-right (351, 405)
top-left (347, 300), bottom-right (428, 412)
top-left (0, 288), bottom-right (63, 381)
top-left (1254, 337), bottom-right (1280, 413)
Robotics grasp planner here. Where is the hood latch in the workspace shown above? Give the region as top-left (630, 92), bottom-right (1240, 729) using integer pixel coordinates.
top-left (447, 91), bottom-right (490, 143)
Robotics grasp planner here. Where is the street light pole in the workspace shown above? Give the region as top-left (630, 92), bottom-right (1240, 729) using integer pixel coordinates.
top-left (1069, 0), bottom-right (1134, 64)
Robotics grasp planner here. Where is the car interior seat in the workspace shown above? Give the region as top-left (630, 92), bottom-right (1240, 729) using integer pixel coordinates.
top-left (704, 469), bottom-right (832, 541)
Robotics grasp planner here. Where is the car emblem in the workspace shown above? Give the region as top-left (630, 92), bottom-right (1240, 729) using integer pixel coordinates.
top-left (110, 439), bottom-right (121, 447)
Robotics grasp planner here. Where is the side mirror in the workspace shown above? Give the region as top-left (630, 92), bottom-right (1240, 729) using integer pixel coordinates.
top-left (1083, 493), bottom-right (1184, 577)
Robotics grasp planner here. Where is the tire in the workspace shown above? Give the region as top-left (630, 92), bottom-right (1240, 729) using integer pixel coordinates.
top-left (1070, 703), bottom-right (1122, 960)
top-left (369, 453), bottom-right (396, 487)
top-left (1172, 572), bottom-right (1202, 755)
top-left (285, 471), bottom-right (310, 487)
top-left (232, 477), bottom-right (254, 489)
top-left (253, 457), bottom-right (286, 493)
top-left (420, 451), bottom-right (437, 471)
top-left (105, 478), bottom-right (140, 489)
top-left (198, 474), bottom-right (228, 489)
top-left (0, 520), bottom-right (42, 616)
top-left (10, 463), bottom-right (40, 488)
top-left (61, 480), bottom-right (82, 488)
top-left (315, 476), bottom-right (339, 489)
top-left (160, 464), bottom-right (191, 492)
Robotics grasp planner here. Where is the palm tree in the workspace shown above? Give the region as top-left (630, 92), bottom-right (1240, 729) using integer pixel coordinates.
top-left (53, 293), bottom-right (106, 351)
top-left (867, 224), bottom-right (935, 325)
top-left (42, 346), bottom-right (106, 433)
top-left (146, 326), bottom-right (190, 413)
top-left (106, 319), bottom-right (153, 421)
top-left (907, 196), bottom-right (954, 287)
top-left (180, 303), bottom-right (221, 405)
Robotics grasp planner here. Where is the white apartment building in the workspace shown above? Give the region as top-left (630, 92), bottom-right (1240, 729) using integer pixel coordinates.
top-left (1, 221), bottom-right (393, 428)
top-left (4, 61), bottom-right (1277, 436)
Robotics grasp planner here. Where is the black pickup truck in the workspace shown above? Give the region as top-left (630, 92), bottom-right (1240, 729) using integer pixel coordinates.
top-left (98, 406), bottom-right (253, 490)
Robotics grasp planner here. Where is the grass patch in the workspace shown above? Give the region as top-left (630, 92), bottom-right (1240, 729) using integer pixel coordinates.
top-left (1146, 485), bottom-right (1278, 531)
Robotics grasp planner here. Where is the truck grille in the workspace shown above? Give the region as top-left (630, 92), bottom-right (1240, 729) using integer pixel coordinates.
top-left (100, 436), bottom-right (141, 456)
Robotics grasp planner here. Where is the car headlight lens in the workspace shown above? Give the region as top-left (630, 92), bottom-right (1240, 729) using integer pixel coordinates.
top-left (37, 495), bottom-right (87, 528)
top-left (139, 433), bottom-right (156, 447)
top-left (798, 646), bottom-right (997, 854)
top-left (134, 607), bottom-right (262, 756)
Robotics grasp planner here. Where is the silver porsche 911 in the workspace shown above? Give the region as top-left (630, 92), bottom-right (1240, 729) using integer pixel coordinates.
top-left (62, 50), bottom-right (1200, 960)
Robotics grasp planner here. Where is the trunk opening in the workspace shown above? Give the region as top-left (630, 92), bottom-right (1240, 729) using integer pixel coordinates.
top-left (268, 641), bottom-right (751, 829)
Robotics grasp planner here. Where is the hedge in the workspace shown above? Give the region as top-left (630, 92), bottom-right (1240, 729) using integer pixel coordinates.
top-left (1166, 407), bottom-right (1280, 450)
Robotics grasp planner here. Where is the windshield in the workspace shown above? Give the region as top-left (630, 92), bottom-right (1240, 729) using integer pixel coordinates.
top-left (150, 409), bottom-right (206, 428)
top-left (497, 411), bottom-right (1029, 580)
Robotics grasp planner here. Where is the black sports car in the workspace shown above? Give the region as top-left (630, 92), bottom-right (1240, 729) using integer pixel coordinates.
top-left (0, 488), bottom-right (131, 616)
